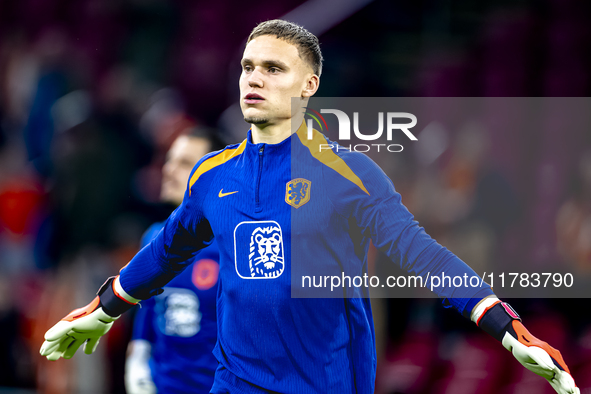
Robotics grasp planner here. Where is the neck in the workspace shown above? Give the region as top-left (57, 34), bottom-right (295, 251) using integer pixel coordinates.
top-left (251, 119), bottom-right (292, 144)
top-left (250, 103), bottom-right (306, 144)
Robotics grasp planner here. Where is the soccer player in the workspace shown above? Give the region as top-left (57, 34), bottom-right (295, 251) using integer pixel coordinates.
top-left (125, 130), bottom-right (222, 393)
top-left (41, 20), bottom-right (579, 394)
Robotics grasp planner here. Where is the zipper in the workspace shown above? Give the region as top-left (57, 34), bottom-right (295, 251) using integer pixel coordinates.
top-left (255, 145), bottom-right (264, 212)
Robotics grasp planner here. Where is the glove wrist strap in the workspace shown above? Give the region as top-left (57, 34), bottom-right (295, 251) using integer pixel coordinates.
top-left (477, 301), bottom-right (521, 342)
top-left (98, 276), bottom-right (138, 317)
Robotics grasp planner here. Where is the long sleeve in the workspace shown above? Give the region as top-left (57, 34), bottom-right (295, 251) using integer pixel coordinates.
top-left (328, 151), bottom-right (494, 316)
top-left (119, 154), bottom-right (216, 300)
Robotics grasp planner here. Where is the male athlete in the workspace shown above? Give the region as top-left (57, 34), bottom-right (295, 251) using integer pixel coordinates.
top-left (125, 130), bottom-right (222, 393)
top-left (41, 20), bottom-right (579, 394)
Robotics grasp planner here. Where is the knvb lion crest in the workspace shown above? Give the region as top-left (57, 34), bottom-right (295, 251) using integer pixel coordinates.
top-left (285, 178), bottom-right (311, 209)
top-left (249, 225), bottom-right (284, 278)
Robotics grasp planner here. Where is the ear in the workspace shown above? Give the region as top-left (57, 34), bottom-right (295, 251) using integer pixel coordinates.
top-left (301, 74), bottom-right (320, 98)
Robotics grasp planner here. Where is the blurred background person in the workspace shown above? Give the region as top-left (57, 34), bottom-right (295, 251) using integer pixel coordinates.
top-left (125, 128), bottom-right (224, 394)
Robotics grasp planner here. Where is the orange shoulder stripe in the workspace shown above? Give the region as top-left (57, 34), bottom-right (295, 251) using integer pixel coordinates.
top-left (296, 122), bottom-right (370, 195)
top-left (188, 139), bottom-right (247, 194)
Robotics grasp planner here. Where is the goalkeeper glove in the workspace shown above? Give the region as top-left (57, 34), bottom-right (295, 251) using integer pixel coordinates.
top-left (473, 297), bottom-right (579, 394)
top-left (125, 339), bottom-right (157, 394)
top-left (40, 275), bottom-right (140, 361)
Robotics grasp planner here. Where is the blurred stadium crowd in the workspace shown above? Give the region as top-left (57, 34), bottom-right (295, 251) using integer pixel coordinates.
top-left (0, 0), bottom-right (590, 393)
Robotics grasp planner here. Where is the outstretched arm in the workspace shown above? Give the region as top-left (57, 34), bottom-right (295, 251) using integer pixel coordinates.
top-left (338, 151), bottom-right (578, 392)
top-left (40, 156), bottom-right (214, 361)
top-left (337, 151), bottom-right (495, 315)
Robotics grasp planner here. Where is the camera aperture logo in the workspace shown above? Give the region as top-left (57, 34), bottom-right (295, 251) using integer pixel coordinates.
top-left (304, 107), bottom-right (417, 153)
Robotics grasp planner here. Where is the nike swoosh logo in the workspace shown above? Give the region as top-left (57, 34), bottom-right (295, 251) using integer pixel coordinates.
top-left (219, 189), bottom-right (239, 198)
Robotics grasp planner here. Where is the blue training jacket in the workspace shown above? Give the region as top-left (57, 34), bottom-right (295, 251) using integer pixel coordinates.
top-left (120, 123), bottom-right (494, 393)
top-left (131, 223), bottom-right (220, 394)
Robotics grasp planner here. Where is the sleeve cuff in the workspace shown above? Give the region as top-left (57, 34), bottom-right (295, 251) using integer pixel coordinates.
top-left (476, 301), bottom-right (522, 342)
top-left (97, 276), bottom-right (139, 317)
top-left (114, 276), bottom-right (141, 304)
top-left (470, 296), bottom-right (500, 323)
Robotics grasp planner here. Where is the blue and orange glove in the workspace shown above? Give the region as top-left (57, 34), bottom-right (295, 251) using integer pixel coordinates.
top-left (473, 297), bottom-right (579, 394)
top-left (40, 276), bottom-right (140, 361)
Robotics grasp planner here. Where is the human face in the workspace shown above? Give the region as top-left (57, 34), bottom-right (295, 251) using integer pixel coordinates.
top-left (240, 35), bottom-right (316, 127)
top-left (161, 136), bottom-right (211, 205)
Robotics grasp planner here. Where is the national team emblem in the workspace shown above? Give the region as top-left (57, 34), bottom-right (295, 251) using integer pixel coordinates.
top-left (234, 221), bottom-right (284, 279)
top-left (285, 178), bottom-right (311, 209)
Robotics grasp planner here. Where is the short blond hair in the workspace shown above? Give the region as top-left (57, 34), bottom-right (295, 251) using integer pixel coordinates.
top-left (247, 19), bottom-right (323, 76)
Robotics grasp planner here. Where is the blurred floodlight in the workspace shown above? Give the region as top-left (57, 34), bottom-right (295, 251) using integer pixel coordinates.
top-left (51, 90), bottom-right (92, 133)
top-left (139, 88), bottom-right (185, 139)
top-left (415, 121), bottom-right (449, 166)
top-left (281, 0), bottom-right (376, 36)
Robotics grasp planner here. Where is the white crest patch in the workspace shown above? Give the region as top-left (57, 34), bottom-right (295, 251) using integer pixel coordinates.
top-left (249, 226), bottom-right (284, 278)
top-left (234, 221), bottom-right (284, 279)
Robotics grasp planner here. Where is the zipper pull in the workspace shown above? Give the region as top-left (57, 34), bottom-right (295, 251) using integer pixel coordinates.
top-left (259, 146), bottom-right (264, 155)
